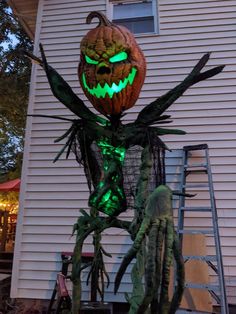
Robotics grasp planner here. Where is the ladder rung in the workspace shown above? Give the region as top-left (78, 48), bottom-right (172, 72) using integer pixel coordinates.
top-left (183, 144), bottom-right (208, 151)
top-left (183, 255), bottom-right (217, 262)
top-left (184, 169), bottom-right (208, 174)
top-left (180, 206), bottom-right (212, 212)
top-left (185, 282), bottom-right (220, 291)
top-left (184, 163), bottom-right (207, 169)
top-left (183, 183), bottom-right (209, 189)
top-left (178, 229), bottom-right (214, 235)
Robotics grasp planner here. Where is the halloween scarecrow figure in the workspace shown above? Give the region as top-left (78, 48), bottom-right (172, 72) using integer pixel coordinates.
top-left (25, 11), bottom-right (224, 314)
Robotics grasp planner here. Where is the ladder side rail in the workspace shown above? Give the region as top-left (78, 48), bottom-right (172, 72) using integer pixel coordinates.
top-left (205, 148), bottom-right (229, 314)
top-left (177, 149), bottom-right (188, 248)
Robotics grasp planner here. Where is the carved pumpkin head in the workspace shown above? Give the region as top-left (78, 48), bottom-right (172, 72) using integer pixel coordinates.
top-left (78, 11), bottom-right (146, 117)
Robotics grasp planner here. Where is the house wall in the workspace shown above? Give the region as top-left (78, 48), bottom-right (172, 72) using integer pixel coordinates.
top-left (11, 0), bottom-right (236, 304)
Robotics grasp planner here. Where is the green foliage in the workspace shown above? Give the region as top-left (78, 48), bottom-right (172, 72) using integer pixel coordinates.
top-left (0, 191), bottom-right (19, 212)
top-left (0, 0), bottom-right (33, 180)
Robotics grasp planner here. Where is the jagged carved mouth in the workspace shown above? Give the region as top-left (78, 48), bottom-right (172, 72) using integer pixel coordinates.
top-left (82, 67), bottom-right (137, 99)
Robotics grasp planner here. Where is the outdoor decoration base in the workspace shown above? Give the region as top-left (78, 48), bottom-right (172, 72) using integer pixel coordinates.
top-left (80, 301), bottom-right (113, 314)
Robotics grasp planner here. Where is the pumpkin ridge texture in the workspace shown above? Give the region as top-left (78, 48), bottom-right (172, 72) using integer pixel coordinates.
top-left (78, 11), bottom-right (146, 116)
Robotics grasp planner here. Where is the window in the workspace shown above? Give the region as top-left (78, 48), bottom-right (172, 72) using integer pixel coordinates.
top-left (108, 0), bottom-right (159, 35)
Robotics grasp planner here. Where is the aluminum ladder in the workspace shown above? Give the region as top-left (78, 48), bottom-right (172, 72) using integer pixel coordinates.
top-left (177, 144), bottom-right (229, 314)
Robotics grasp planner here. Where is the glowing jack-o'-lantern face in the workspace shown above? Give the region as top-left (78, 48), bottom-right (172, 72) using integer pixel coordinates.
top-left (78, 11), bottom-right (146, 116)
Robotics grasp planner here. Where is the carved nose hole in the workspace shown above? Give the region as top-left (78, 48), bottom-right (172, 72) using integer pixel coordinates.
top-left (97, 66), bottom-right (111, 75)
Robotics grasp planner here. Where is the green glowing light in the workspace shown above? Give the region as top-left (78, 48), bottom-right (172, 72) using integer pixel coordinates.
top-left (114, 147), bottom-right (126, 161)
top-left (101, 189), bottom-right (112, 204)
top-left (109, 51), bottom-right (128, 63)
top-left (89, 139), bottom-right (127, 216)
top-left (85, 55), bottom-right (99, 65)
top-left (98, 181), bottom-right (105, 188)
top-left (97, 141), bottom-right (126, 163)
top-left (82, 67), bottom-right (137, 99)
top-left (112, 174), bottom-right (118, 182)
top-left (104, 162), bottom-right (109, 171)
top-left (112, 195), bottom-right (118, 202)
top-left (117, 187), bottom-right (125, 198)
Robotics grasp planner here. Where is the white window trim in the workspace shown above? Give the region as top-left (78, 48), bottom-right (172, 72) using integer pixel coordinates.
top-left (106, 0), bottom-right (159, 36)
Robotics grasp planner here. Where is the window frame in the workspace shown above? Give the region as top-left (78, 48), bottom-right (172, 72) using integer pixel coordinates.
top-left (106, 0), bottom-right (159, 36)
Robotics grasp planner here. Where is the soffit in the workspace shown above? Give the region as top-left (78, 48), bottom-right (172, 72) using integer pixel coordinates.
top-left (7, 0), bottom-right (39, 40)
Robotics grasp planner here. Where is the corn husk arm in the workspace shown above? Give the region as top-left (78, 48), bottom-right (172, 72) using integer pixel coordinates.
top-left (24, 44), bottom-right (107, 126)
top-left (136, 53), bottom-right (224, 125)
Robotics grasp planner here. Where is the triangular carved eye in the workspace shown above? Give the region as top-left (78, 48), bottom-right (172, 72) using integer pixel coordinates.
top-left (85, 55), bottom-right (99, 65)
top-left (109, 51), bottom-right (128, 63)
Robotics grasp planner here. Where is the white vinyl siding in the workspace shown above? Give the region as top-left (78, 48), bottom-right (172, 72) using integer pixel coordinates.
top-left (12, 0), bottom-right (236, 305)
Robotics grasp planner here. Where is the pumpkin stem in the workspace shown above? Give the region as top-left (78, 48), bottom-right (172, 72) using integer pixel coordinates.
top-left (86, 11), bottom-right (113, 27)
